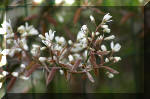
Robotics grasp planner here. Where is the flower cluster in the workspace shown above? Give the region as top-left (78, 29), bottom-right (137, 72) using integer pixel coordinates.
top-left (0, 16), bottom-right (38, 88)
top-left (0, 13), bottom-right (121, 89)
top-left (36, 13), bottom-right (121, 83)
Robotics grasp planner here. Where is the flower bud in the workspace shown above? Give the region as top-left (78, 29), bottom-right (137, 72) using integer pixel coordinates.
top-left (12, 72), bottom-right (19, 77)
top-left (101, 45), bottom-right (107, 51)
top-left (39, 57), bottom-right (47, 63)
top-left (90, 15), bottom-right (95, 22)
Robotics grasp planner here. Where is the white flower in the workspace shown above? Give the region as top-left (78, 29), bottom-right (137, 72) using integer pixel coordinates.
top-left (0, 55), bottom-right (7, 67)
top-left (81, 25), bottom-right (88, 33)
top-left (18, 22), bottom-right (39, 36)
top-left (2, 71), bottom-right (8, 76)
top-left (40, 47), bottom-right (47, 50)
top-left (0, 82), bottom-right (2, 89)
top-left (83, 50), bottom-right (88, 58)
top-left (106, 72), bottom-right (114, 78)
top-left (12, 72), bottom-right (19, 77)
top-left (105, 58), bottom-right (109, 63)
top-left (31, 44), bottom-right (40, 56)
top-left (92, 32), bottom-right (95, 37)
top-left (90, 15), bottom-right (95, 22)
top-left (55, 36), bottom-right (66, 46)
top-left (103, 28), bottom-right (111, 33)
top-left (73, 53), bottom-right (82, 60)
top-left (103, 13), bottom-right (112, 22)
top-left (71, 43), bottom-right (83, 52)
top-left (68, 54), bottom-right (74, 62)
top-left (114, 56), bottom-right (121, 62)
top-left (101, 25), bottom-right (108, 29)
top-left (20, 38), bottom-right (28, 51)
top-left (111, 41), bottom-right (121, 52)
top-left (1, 49), bottom-right (9, 56)
top-left (59, 69), bottom-right (64, 75)
top-left (39, 57), bottom-right (47, 62)
top-left (104, 35), bottom-right (115, 40)
top-left (53, 44), bottom-right (62, 51)
top-left (95, 32), bottom-right (100, 36)
top-left (19, 75), bottom-right (29, 80)
top-left (46, 29), bottom-right (55, 41)
top-left (68, 40), bottom-right (73, 45)
top-left (20, 64), bottom-right (26, 68)
top-left (40, 29), bottom-right (55, 47)
top-left (101, 45), bottom-right (107, 51)
top-left (39, 34), bottom-right (45, 40)
top-left (77, 31), bottom-right (86, 41)
top-left (0, 15), bottom-right (13, 35)
top-left (98, 35), bottom-right (104, 40)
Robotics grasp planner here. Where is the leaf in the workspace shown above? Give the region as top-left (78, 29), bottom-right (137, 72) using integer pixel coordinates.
top-left (120, 12), bottom-right (134, 24)
top-left (7, 77), bottom-right (17, 91)
top-left (89, 52), bottom-right (99, 75)
top-left (97, 51), bottom-right (110, 56)
top-left (26, 64), bottom-right (40, 77)
top-left (91, 8), bottom-right (104, 15)
top-left (59, 63), bottom-right (72, 70)
top-left (72, 59), bottom-right (81, 71)
top-left (101, 66), bottom-right (119, 74)
top-left (73, 8), bottom-right (82, 24)
top-left (24, 14), bottom-right (38, 21)
top-left (44, 14), bottom-right (57, 26)
top-left (86, 72), bottom-right (95, 83)
top-left (46, 67), bottom-right (57, 85)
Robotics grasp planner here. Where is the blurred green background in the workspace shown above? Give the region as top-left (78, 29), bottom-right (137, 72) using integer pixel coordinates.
top-left (0, 0), bottom-right (144, 94)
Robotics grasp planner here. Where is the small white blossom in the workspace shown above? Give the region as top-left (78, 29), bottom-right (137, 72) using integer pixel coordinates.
top-left (20, 38), bottom-right (29, 51)
top-left (20, 64), bottom-right (26, 68)
top-left (39, 57), bottom-right (47, 63)
top-left (12, 72), bottom-right (19, 77)
top-left (104, 35), bottom-right (115, 40)
top-left (59, 69), bottom-right (64, 75)
top-left (83, 50), bottom-right (88, 58)
top-left (2, 71), bottom-right (8, 76)
top-left (19, 75), bottom-right (29, 80)
top-left (40, 47), bottom-right (47, 50)
top-left (18, 22), bottom-right (39, 36)
top-left (106, 72), bottom-right (114, 78)
top-left (77, 31), bottom-right (86, 41)
top-left (92, 32), bottom-right (95, 38)
top-left (99, 35), bottom-right (104, 40)
top-left (101, 25), bottom-right (108, 29)
top-left (111, 41), bottom-right (121, 52)
top-left (31, 44), bottom-right (40, 56)
top-left (0, 55), bottom-right (7, 67)
top-left (0, 82), bottom-right (2, 89)
top-left (40, 29), bottom-right (55, 47)
top-left (105, 58), bottom-right (109, 63)
top-left (55, 36), bottom-right (66, 46)
top-left (1, 49), bottom-right (9, 56)
top-left (0, 15), bottom-right (13, 35)
top-left (101, 45), bottom-right (107, 51)
top-left (81, 25), bottom-right (88, 33)
top-left (95, 32), bottom-right (100, 36)
top-left (114, 57), bottom-right (121, 62)
top-left (103, 13), bottom-right (112, 22)
top-left (68, 40), bottom-right (73, 45)
top-left (68, 55), bottom-right (74, 62)
top-left (73, 53), bottom-right (82, 60)
top-left (90, 15), bottom-right (95, 22)
top-left (39, 34), bottom-right (45, 40)
top-left (103, 28), bottom-right (111, 33)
